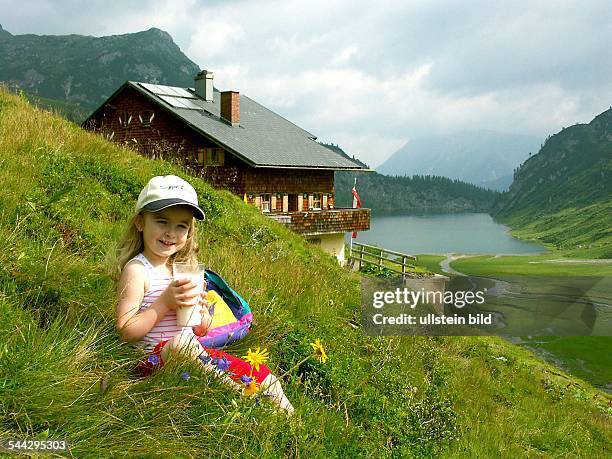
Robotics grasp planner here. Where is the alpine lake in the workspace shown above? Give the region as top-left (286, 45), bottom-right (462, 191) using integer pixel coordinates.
top-left (350, 212), bottom-right (612, 392)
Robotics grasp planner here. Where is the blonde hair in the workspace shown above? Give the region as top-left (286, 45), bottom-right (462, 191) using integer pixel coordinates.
top-left (110, 210), bottom-right (199, 280)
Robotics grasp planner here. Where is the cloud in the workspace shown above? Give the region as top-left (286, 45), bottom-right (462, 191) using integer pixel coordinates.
top-left (186, 21), bottom-right (244, 59)
top-left (1, 0), bottom-right (610, 167)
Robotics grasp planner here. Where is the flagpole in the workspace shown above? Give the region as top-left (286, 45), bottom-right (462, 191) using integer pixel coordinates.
top-left (349, 177), bottom-right (356, 265)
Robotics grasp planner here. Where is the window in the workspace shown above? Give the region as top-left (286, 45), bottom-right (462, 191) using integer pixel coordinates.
top-left (195, 147), bottom-right (224, 166)
top-left (138, 110), bottom-right (155, 126)
top-left (209, 149), bottom-right (219, 164)
top-left (118, 112), bottom-right (132, 128)
top-left (312, 193), bottom-right (322, 210)
top-left (260, 194), bottom-right (271, 213)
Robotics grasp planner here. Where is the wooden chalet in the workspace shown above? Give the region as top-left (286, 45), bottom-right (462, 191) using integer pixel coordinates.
top-left (83, 70), bottom-right (371, 264)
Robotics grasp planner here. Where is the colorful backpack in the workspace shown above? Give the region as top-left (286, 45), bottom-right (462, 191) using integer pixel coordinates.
top-left (196, 269), bottom-right (253, 349)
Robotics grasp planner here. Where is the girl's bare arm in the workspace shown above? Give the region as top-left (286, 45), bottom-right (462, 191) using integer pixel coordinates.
top-left (116, 262), bottom-right (200, 342)
top-left (116, 262), bottom-right (168, 342)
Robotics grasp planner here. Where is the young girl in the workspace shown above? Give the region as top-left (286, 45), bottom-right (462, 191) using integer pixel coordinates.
top-left (114, 175), bottom-right (293, 414)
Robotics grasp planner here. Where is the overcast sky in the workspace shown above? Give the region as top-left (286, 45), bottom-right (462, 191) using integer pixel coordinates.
top-left (2, 0), bottom-right (611, 166)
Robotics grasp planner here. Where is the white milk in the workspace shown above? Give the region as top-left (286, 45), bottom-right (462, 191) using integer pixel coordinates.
top-left (174, 271), bottom-right (205, 327)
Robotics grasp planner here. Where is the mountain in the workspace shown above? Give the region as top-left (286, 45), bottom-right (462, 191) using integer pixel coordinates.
top-left (497, 108), bottom-right (612, 219)
top-left (0, 26), bottom-right (199, 120)
top-left (0, 24), bottom-right (12, 40)
top-left (377, 131), bottom-right (541, 190)
top-left (325, 144), bottom-right (500, 214)
top-left (320, 142), bottom-right (370, 169)
top-left (496, 107), bottom-right (612, 257)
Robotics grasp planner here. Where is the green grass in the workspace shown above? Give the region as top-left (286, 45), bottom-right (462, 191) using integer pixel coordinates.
top-left (450, 254), bottom-right (612, 392)
top-left (499, 201), bottom-right (612, 259)
top-left (1, 88), bottom-right (611, 457)
top-left (451, 254), bottom-right (612, 277)
top-left (414, 254), bottom-right (447, 275)
top-left (519, 337), bottom-right (612, 389)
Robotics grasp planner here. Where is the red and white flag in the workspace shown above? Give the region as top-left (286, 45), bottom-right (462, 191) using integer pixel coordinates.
top-left (351, 182), bottom-right (361, 238)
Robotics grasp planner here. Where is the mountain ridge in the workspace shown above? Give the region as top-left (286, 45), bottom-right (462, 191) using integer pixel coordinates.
top-left (495, 106), bottom-right (612, 257)
top-left (0, 26), bottom-right (200, 115)
top-left (377, 130), bottom-right (541, 190)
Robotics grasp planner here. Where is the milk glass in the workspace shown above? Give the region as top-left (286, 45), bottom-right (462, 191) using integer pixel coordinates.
top-left (173, 262), bottom-right (206, 327)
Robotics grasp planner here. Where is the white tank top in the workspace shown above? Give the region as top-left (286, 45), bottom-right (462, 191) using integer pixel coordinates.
top-left (130, 253), bottom-right (190, 352)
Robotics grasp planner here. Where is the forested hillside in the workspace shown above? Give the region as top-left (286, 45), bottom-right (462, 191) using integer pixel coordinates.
top-left (495, 107), bottom-right (612, 257)
top-left (323, 143), bottom-right (500, 214)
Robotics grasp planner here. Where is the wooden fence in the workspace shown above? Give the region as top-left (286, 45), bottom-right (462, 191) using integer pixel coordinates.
top-left (348, 241), bottom-right (417, 277)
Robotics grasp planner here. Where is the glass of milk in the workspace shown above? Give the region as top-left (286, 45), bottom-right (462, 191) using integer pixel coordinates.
top-left (173, 261), bottom-right (206, 327)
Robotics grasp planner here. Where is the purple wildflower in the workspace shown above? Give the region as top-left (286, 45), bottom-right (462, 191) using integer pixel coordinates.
top-left (199, 354), bottom-right (212, 365)
top-left (240, 375), bottom-right (253, 385)
top-left (147, 354), bottom-right (160, 365)
top-left (216, 357), bottom-right (230, 372)
top-left (181, 371), bottom-right (190, 381)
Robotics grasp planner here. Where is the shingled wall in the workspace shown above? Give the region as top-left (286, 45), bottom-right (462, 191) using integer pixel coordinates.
top-left (84, 86), bottom-right (337, 198)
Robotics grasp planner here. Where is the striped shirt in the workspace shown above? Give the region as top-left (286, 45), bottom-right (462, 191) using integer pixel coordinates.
top-left (130, 253), bottom-right (190, 352)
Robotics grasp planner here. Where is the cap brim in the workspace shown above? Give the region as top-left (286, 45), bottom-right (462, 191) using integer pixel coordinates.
top-left (142, 199), bottom-right (205, 220)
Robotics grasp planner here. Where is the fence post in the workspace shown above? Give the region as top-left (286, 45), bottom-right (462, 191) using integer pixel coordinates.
top-left (402, 256), bottom-right (406, 277)
top-left (359, 245), bottom-right (364, 270)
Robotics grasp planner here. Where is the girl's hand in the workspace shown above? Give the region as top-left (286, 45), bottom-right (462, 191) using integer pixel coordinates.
top-left (193, 295), bottom-right (213, 336)
top-left (159, 278), bottom-right (201, 311)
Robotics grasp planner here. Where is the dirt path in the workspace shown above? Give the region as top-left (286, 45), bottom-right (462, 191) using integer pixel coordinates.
top-left (440, 254), bottom-right (467, 275)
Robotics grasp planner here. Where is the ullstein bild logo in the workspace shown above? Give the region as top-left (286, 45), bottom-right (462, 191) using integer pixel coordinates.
top-left (361, 275), bottom-right (611, 337)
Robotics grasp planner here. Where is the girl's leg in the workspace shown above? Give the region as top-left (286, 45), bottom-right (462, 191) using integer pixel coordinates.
top-left (161, 330), bottom-right (241, 390)
top-left (203, 347), bottom-right (294, 414)
top-left (164, 331), bottom-right (294, 414)
top-left (261, 374), bottom-right (294, 414)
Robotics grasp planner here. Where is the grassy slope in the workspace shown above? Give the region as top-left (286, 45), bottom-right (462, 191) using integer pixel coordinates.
top-left (450, 255), bottom-right (612, 392)
top-left (504, 201), bottom-right (612, 259)
top-left (0, 89), bottom-right (610, 457)
top-left (451, 254), bottom-right (612, 277)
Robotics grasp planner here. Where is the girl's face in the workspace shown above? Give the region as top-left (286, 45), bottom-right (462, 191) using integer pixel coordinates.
top-left (136, 206), bottom-right (194, 264)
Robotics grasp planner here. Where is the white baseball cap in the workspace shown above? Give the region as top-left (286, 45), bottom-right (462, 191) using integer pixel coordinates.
top-left (135, 175), bottom-right (205, 220)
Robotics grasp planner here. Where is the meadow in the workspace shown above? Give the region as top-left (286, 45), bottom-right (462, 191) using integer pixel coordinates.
top-left (448, 253), bottom-right (612, 394)
top-left (0, 88), bottom-right (610, 457)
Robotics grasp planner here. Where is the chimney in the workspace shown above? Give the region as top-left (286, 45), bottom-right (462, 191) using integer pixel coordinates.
top-left (194, 70), bottom-right (214, 101)
top-left (221, 91), bottom-right (240, 126)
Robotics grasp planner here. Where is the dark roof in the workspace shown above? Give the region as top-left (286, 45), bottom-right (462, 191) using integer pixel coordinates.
top-left (90, 81), bottom-right (370, 170)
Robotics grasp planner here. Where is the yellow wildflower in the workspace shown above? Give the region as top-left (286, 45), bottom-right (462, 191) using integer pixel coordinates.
top-left (243, 347), bottom-right (269, 372)
top-left (310, 338), bottom-right (327, 364)
top-left (243, 380), bottom-right (260, 396)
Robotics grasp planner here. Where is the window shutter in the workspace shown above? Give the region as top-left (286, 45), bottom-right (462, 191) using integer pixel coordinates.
top-left (322, 195), bottom-right (328, 209)
top-left (282, 195), bottom-right (289, 212)
top-left (297, 195), bottom-right (303, 212)
top-left (255, 196), bottom-right (261, 209)
top-left (271, 195), bottom-right (277, 212)
top-left (308, 195), bottom-right (314, 210)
